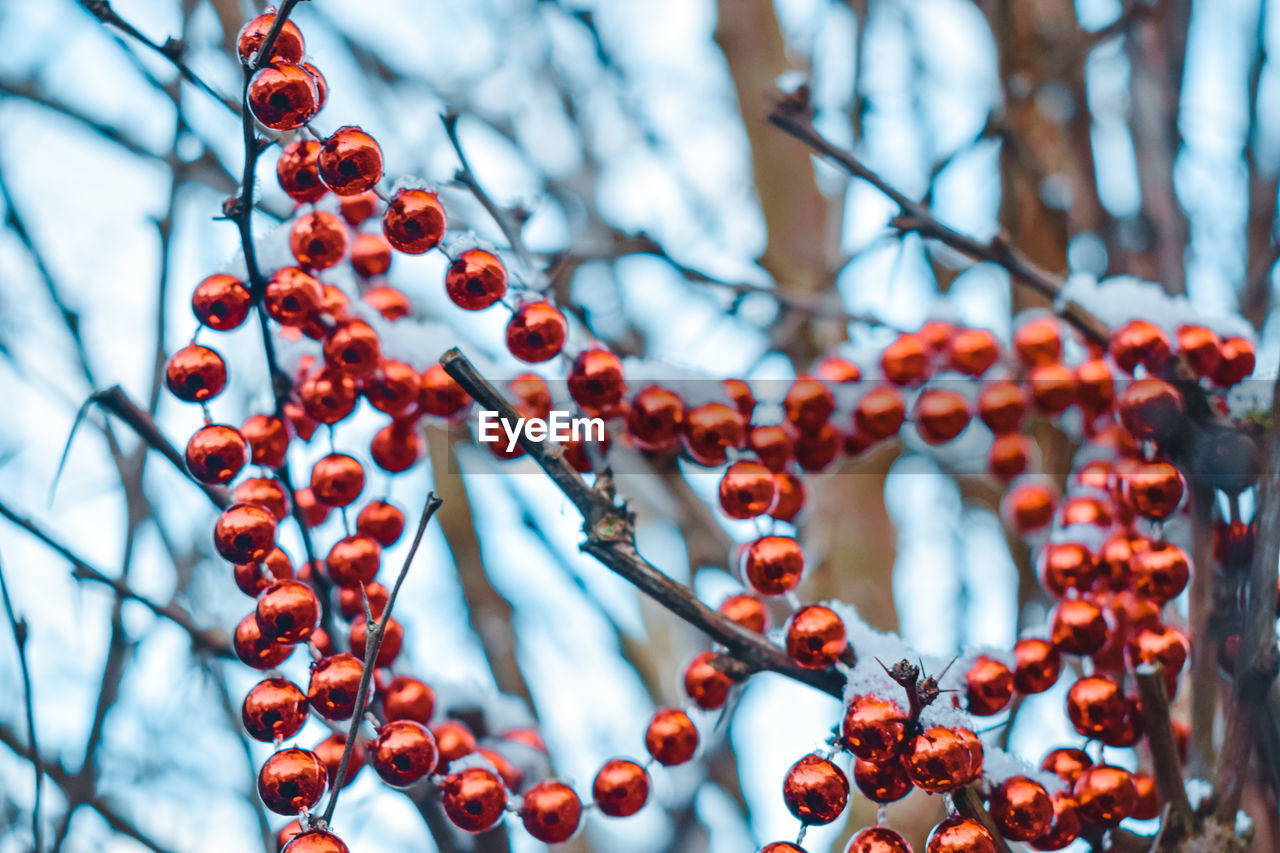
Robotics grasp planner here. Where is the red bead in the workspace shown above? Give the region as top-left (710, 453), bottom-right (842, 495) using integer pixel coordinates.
top-left (318, 127), bottom-right (383, 196)
top-left (234, 547), bottom-right (293, 597)
top-left (309, 453), bottom-right (364, 508)
top-left (350, 233), bottom-right (392, 277)
top-left (281, 830), bottom-right (349, 853)
top-left (880, 333), bottom-right (930, 385)
top-left (506, 301), bottom-right (567, 363)
top-left (325, 534), bottom-right (381, 587)
top-left (266, 267), bottom-right (324, 327)
top-left (903, 726), bottom-right (972, 793)
top-left (568, 349), bottom-right (626, 410)
top-left (793, 422), bottom-right (840, 472)
top-left (988, 433), bottom-right (1032, 481)
top-left (382, 675), bottom-right (434, 724)
top-left (1131, 771), bottom-right (1160, 820)
top-left (191, 274), bottom-right (251, 331)
top-left (307, 653), bottom-right (365, 720)
top-left (1041, 747), bottom-right (1092, 784)
top-left (234, 477), bottom-right (290, 521)
top-left (432, 720), bottom-right (478, 765)
top-left (645, 708), bottom-right (698, 766)
top-left (371, 421), bottom-right (422, 473)
top-left (782, 754), bottom-right (849, 825)
top-left (977, 381), bottom-right (1026, 435)
top-left (234, 612), bottom-right (292, 670)
top-left (1129, 541), bottom-right (1190, 604)
top-left (215, 503), bottom-right (277, 564)
top-left (1013, 638), bottom-right (1060, 694)
top-left (1109, 320), bottom-right (1172, 374)
top-left (1120, 461), bottom-right (1185, 519)
top-left (1027, 364), bottom-right (1077, 414)
top-left (681, 402), bottom-right (746, 466)
top-left (419, 363), bottom-right (469, 417)
top-left (723, 377), bottom-right (756, 417)
top-left (769, 471), bottom-right (807, 522)
top-left (299, 370), bottom-right (358, 425)
top-left (277, 140), bottom-right (327, 203)
top-left (926, 816), bottom-right (997, 853)
top-left (1051, 598), bottom-right (1109, 655)
top-left (1126, 624), bottom-right (1189, 689)
top-left (1076, 359), bottom-right (1115, 413)
top-left (914, 389), bottom-right (970, 444)
top-left (1038, 542), bottom-right (1096, 597)
top-left (842, 694), bottom-right (908, 761)
top-left (1066, 676), bottom-right (1126, 738)
top-left (381, 189), bottom-right (446, 254)
top-left (520, 780), bottom-right (583, 843)
top-left (338, 190), bottom-right (379, 226)
top-left (718, 461), bottom-right (778, 518)
top-left (847, 826), bottom-right (912, 853)
top-left (743, 535), bottom-right (804, 595)
top-left (242, 678), bottom-right (308, 742)
top-left (256, 580), bottom-right (320, 643)
top-left (1013, 317), bottom-right (1063, 367)
top-left (1072, 765), bottom-right (1136, 826)
top-left (365, 360), bottom-right (420, 417)
top-left (166, 343), bottom-right (226, 402)
top-left (1002, 483), bottom-right (1057, 534)
top-left (369, 719), bottom-right (438, 787)
top-left (949, 328), bottom-right (1000, 376)
top-left (314, 732), bottom-right (364, 788)
top-left (853, 756), bottom-right (912, 803)
top-left (337, 582), bottom-right (388, 620)
top-left (748, 424), bottom-right (794, 472)
top-left (784, 377), bottom-right (835, 432)
top-left (290, 211), bottom-right (348, 270)
top-left (760, 844), bottom-right (807, 853)
top-left (249, 64), bottom-right (318, 131)
top-left (322, 320), bottom-right (381, 379)
top-left (258, 747), bottom-right (327, 815)
top-left (364, 285), bottom-right (411, 320)
top-left (238, 12), bottom-right (305, 64)
top-left (964, 655), bottom-right (1013, 715)
top-left (990, 775), bottom-right (1053, 841)
top-left (626, 385), bottom-right (685, 451)
top-left (277, 820), bottom-right (303, 851)
top-left (1117, 378), bottom-right (1185, 443)
top-left (349, 616), bottom-right (403, 667)
top-left (1029, 791), bottom-right (1080, 850)
top-left (241, 415), bottom-right (289, 469)
top-left (683, 651), bottom-right (734, 710)
top-left (185, 425), bottom-right (247, 484)
top-left (440, 767), bottom-right (507, 832)
top-left (1214, 336), bottom-right (1255, 385)
top-left (446, 249), bottom-right (506, 310)
top-left (786, 605), bottom-right (846, 669)
top-left (592, 759), bottom-right (650, 817)
top-left (356, 500), bottom-right (404, 546)
top-left (718, 594), bottom-right (769, 633)
top-left (854, 386), bottom-right (907, 441)
top-left (294, 488), bottom-right (330, 526)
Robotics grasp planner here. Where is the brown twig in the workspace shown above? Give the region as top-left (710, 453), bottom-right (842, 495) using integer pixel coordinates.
top-left (320, 493), bottom-right (444, 827)
top-left (90, 386), bottom-right (231, 509)
top-left (952, 785), bottom-right (1015, 853)
top-left (439, 347), bottom-right (848, 698)
top-left (0, 550), bottom-right (43, 852)
top-left (1134, 663), bottom-right (1195, 840)
top-left (765, 98), bottom-right (1113, 349)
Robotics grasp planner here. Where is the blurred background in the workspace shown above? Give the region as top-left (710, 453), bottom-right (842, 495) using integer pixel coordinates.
top-left (0, 0), bottom-right (1277, 850)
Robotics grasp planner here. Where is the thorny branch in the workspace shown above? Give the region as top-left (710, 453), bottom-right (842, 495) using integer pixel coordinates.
top-left (439, 347), bottom-right (849, 698)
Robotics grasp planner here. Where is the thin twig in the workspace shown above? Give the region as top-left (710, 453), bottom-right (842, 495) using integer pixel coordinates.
top-left (764, 97), bottom-right (1113, 348)
top-left (0, 550), bottom-right (43, 852)
top-left (952, 785), bottom-right (1014, 853)
top-left (439, 347), bottom-right (848, 698)
top-left (320, 493), bottom-right (444, 826)
top-left (441, 111), bottom-right (536, 276)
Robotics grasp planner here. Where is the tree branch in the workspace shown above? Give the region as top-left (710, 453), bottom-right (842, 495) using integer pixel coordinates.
top-left (0, 550), bottom-right (43, 852)
top-left (439, 347), bottom-right (848, 698)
